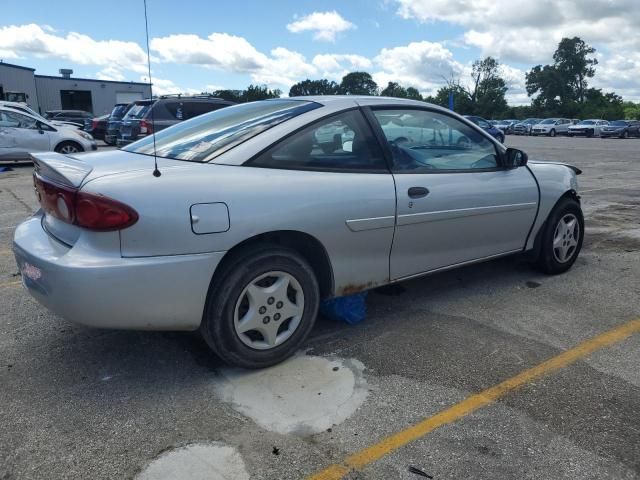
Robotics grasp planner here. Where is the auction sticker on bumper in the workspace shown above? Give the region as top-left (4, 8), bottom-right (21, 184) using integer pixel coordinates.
top-left (21, 262), bottom-right (42, 281)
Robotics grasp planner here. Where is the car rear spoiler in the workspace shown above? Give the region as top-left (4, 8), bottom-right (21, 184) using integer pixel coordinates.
top-left (30, 152), bottom-right (93, 188)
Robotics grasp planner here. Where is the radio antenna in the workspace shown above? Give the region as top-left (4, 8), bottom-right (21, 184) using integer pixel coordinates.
top-left (143, 0), bottom-right (161, 177)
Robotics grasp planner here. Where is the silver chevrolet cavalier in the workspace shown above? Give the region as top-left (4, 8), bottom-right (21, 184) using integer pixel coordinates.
top-left (13, 96), bottom-right (584, 368)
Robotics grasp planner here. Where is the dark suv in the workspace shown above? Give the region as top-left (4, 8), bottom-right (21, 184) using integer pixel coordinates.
top-left (117, 95), bottom-right (236, 147)
top-left (104, 103), bottom-right (133, 145)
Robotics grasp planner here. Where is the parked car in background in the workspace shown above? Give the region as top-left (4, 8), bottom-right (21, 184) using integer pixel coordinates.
top-left (0, 101), bottom-right (81, 129)
top-left (571, 119), bottom-right (581, 125)
top-left (83, 114), bottom-right (109, 141)
top-left (464, 115), bottom-right (505, 143)
top-left (44, 110), bottom-right (93, 127)
top-left (512, 118), bottom-right (542, 136)
top-left (599, 120), bottom-right (640, 139)
top-left (104, 103), bottom-right (132, 146)
top-left (494, 119), bottom-right (518, 134)
top-left (0, 106), bottom-right (96, 162)
top-left (567, 119), bottom-right (608, 137)
top-left (531, 118), bottom-right (572, 137)
top-left (13, 96), bottom-right (584, 368)
top-left (117, 95), bottom-right (236, 147)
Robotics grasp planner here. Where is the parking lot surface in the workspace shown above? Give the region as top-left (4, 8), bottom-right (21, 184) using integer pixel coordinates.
top-left (1, 136), bottom-right (639, 479)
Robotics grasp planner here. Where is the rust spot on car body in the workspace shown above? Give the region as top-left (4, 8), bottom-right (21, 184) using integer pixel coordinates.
top-left (338, 281), bottom-right (375, 296)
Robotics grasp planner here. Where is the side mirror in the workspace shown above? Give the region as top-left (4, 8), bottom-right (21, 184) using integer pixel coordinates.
top-left (505, 147), bottom-right (528, 168)
top-left (36, 121), bottom-right (45, 134)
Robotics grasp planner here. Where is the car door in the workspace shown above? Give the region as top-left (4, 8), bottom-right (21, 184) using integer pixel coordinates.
top-left (0, 110), bottom-right (50, 159)
top-left (247, 108), bottom-right (396, 293)
top-left (368, 107), bottom-right (539, 280)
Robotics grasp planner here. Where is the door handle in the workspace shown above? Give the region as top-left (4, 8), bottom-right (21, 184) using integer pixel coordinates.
top-left (408, 187), bottom-right (429, 198)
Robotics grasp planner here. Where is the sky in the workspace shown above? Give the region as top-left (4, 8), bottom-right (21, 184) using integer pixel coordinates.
top-left (1, 0), bottom-right (639, 104)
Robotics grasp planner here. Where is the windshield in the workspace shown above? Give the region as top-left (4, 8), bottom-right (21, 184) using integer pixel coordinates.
top-left (578, 120), bottom-right (595, 125)
top-left (124, 103), bottom-right (152, 119)
top-left (124, 100), bottom-right (320, 162)
top-left (540, 119), bottom-right (556, 124)
top-left (524, 119), bottom-right (539, 124)
top-left (610, 120), bottom-right (627, 126)
top-left (110, 104), bottom-right (129, 119)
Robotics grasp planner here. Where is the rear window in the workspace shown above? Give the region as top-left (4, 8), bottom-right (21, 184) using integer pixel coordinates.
top-left (610, 120), bottom-right (627, 126)
top-left (123, 100), bottom-right (320, 162)
top-left (111, 105), bottom-right (128, 118)
top-left (124, 103), bottom-right (153, 119)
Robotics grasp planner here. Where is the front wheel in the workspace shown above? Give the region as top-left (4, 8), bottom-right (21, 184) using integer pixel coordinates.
top-left (622, 130), bottom-right (629, 139)
top-left (55, 141), bottom-right (83, 154)
top-left (549, 129), bottom-right (556, 137)
top-left (201, 246), bottom-right (320, 368)
top-left (496, 133), bottom-right (505, 143)
top-left (534, 197), bottom-right (584, 274)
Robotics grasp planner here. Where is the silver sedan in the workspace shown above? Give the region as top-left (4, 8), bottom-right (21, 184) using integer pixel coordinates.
top-left (13, 96), bottom-right (584, 368)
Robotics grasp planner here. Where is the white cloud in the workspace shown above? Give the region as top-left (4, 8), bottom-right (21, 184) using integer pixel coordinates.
top-left (287, 11), bottom-right (355, 42)
top-left (0, 23), bottom-right (148, 75)
top-left (372, 41), bottom-right (464, 96)
top-left (312, 54), bottom-right (372, 80)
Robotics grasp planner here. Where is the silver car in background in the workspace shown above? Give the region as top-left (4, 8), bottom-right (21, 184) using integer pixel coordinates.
top-left (13, 97), bottom-right (584, 368)
top-left (531, 118), bottom-right (573, 137)
top-left (512, 118), bottom-right (542, 135)
top-left (0, 106), bottom-right (97, 162)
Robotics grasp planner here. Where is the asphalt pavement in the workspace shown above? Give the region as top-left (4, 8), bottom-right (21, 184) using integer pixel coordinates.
top-left (0, 135), bottom-right (639, 479)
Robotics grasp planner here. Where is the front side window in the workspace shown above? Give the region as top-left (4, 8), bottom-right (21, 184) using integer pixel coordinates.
top-left (0, 111), bottom-right (37, 129)
top-left (372, 109), bottom-right (499, 172)
top-left (124, 100), bottom-right (320, 162)
top-left (249, 109), bottom-right (386, 172)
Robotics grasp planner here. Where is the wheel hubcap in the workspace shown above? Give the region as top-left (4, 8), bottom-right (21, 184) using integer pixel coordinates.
top-left (552, 213), bottom-right (580, 264)
top-left (233, 271), bottom-right (304, 350)
top-left (61, 145), bottom-right (78, 153)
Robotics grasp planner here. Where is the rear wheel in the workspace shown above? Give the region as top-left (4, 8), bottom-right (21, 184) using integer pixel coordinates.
top-left (622, 130), bottom-right (629, 139)
top-left (496, 133), bottom-right (505, 143)
top-left (201, 246), bottom-right (320, 368)
top-left (534, 197), bottom-right (584, 274)
top-left (55, 141), bottom-right (83, 154)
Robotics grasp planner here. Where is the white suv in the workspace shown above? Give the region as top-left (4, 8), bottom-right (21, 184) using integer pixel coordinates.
top-left (0, 106), bottom-right (96, 163)
top-left (531, 118), bottom-right (572, 137)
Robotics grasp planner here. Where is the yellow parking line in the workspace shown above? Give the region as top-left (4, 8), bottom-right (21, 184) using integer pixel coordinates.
top-left (0, 279), bottom-right (21, 290)
top-left (308, 318), bottom-right (640, 480)
top-left (0, 249), bottom-right (13, 257)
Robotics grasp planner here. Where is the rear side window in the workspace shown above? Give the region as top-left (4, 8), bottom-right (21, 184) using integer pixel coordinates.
top-left (249, 110), bottom-right (386, 172)
top-left (183, 101), bottom-right (227, 119)
top-left (124, 100), bottom-right (320, 162)
top-left (164, 102), bottom-right (185, 120)
top-left (110, 105), bottom-right (128, 118)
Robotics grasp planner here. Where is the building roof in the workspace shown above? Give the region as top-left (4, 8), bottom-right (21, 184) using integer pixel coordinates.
top-left (0, 61), bottom-right (36, 71)
top-left (34, 74), bottom-right (151, 87)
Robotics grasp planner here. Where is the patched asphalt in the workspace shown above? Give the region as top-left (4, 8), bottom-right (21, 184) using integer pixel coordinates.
top-left (1, 135), bottom-right (639, 479)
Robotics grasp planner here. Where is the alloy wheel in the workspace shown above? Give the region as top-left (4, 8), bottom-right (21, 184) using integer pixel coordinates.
top-left (60, 144), bottom-right (79, 154)
top-left (552, 213), bottom-right (580, 263)
top-left (233, 271), bottom-right (305, 350)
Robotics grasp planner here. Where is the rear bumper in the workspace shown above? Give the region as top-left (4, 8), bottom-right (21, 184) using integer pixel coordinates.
top-left (13, 214), bottom-right (225, 331)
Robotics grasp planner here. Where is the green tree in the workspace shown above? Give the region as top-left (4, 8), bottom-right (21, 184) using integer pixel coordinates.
top-left (380, 82), bottom-right (408, 98)
top-left (526, 37), bottom-right (599, 115)
top-left (405, 87), bottom-right (423, 101)
top-left (623, 101), bottom-right (640, 120)
top-left (339, 72), bottom-right (378, 95)
top-left (209, 89), bottom-right (243, 103)
top-left (240, 85), bottom-right (281, 102)
top-left (553, 37), bottom-right (597, 103)
top-left (469, 57), bottom-right (508, 118)
top-left (578, 89), bottom-right (624, 120)
top-left (431, 81), bottom-right (473, 114)
top-left (289, 79), bottom-right (340, 97)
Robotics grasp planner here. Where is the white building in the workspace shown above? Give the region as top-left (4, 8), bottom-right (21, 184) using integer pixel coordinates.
top-left (0, 61), bottom-right (152, 116)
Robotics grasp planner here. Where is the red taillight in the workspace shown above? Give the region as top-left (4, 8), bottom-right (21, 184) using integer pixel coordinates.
top-left (34, 174), bottom-right (138, 231)
top-left (92, 119), bottom-right (99, 129)
top-left (139, 119), bottom-right (153, 135)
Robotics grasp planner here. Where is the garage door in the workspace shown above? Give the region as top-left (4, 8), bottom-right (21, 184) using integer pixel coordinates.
top-left (116, 92), bottom-right (144, 104)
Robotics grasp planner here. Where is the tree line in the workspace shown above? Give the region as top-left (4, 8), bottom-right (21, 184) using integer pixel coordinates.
top-left (203, 37), bottom-right (637, 120)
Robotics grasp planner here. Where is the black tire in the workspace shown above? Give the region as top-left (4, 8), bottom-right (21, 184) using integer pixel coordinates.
top-left (200, 245), bottom-right (320, 369)
top-left (497, 133), bottom-right (505, 143)
top-left (549, 129), bottom-right (556, 137)
top-left (622, 130), bottom-right (629, 139)
top-left (55, 141), bottom-right (83, 154)
top-left (534, 197), bottom-right (584, 274)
